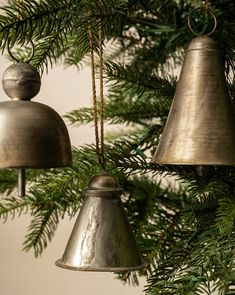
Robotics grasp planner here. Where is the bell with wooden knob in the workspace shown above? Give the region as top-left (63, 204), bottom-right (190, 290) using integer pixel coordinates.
top-left (152, 9), bottom-right (235, 166)
top-left (56, 172), bottom-right (145, 272)
top-left (0, 62), bottom-right (72, 196)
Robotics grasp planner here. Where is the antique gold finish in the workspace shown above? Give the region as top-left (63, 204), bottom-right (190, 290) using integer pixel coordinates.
top-left (0, 100), bottom-right (72, 168)
top-left (188, 8), bottom-right (217, 36)
top-left (56, 173), bottom-right (145, 272)
top-left (3, 62), bottom-right (40, 100)
top-left (152, 36), bottom-right (235, 165)
top-left (1, 62), bottom-right (72, 195)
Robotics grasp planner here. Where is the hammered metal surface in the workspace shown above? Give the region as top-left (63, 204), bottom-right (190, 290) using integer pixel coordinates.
top-left (56, 174), bottom-right (144, 272)
top-left (152, 36), bottom-right (235, 165)
top-left (2, 62), bottom-right (41, 100)
top-left (0, 100), bottom-right (72, 168)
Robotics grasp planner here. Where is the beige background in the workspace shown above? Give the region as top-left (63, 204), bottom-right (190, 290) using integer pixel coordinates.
top-left (0, 56), bottom-right (145, 294)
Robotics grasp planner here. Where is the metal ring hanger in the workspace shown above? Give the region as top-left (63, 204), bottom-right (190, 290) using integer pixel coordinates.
top-left (7, 39), bottom-right (35, 63)
top-left (188, 7), bottom-right (217, 36)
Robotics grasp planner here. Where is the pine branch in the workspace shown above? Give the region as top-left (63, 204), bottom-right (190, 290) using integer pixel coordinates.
top-left (65, 64), bottom-right (175, 126)
top-left (23, 209), bottom-right (59, 257)
top-left (0, 169), bottom-right (18, 195)
top-left (0, 0), bottom-right (131, 69)
top-left (106, 62), bottom-right (176, 99)
top-left (65, 100), bottom-right (169, 126)
top-left (0, 0), bottom-right (75, 46)
top-left (32, 33), bottom-right (67, 72)
top-left (117, 175), bottom-right (192, 285)
top-left (0, 196), bottom-right (30, 221)
top-left (139, 0), bottom-right (174, 13)
top-left (16, 146), bottom-right (103, 255)
top-left (0, 168), bottom-right (52, 196)
top-left (216, 196), bottom-right (235, 236)
top-left (146, 228), bottom-right (235, 294)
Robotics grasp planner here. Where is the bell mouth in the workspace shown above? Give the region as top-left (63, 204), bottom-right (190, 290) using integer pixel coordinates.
top-left (55, 259), bottom-right (147, 272)
top-left (151, 160), bottom-right (235, 166)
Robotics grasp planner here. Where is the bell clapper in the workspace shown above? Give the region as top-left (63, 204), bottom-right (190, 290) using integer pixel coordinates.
top-left (18, 168), bottom-right (26, 197)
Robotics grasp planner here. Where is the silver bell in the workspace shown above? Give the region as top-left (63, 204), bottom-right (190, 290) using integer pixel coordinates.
top-left (56, 172), bottom-right (145, 272)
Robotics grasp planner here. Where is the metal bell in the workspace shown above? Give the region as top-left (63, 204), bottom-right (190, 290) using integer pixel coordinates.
top-left (56, 173), bottom-right (144, 272)
top-left (0, 62), bottom-right (72, 195)
top-left (152, 36), bottom-right (235, 165)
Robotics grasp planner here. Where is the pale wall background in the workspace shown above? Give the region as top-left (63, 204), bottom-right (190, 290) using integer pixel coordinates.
top-left (0, 55), bottom-right (146, 294)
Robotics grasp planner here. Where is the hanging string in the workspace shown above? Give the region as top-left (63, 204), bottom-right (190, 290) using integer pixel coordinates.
top-left (88, 24), bottom-right (100, 162)
top-left (205, 0), bottom-right (209, 12)
top-left (99, 17), bottom-right (105, 168)
top-left (88, 20), bottom-right (106, 170)
top-left (16, 0), bottom-right (22, 19)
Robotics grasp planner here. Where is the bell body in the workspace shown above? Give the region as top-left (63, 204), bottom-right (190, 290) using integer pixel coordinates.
top-left (152, 36), bottom-right (235, 165)
top-left (0, 100), bottom-right (72, 168)
top-left (56, 173), bottom-right (144, 272)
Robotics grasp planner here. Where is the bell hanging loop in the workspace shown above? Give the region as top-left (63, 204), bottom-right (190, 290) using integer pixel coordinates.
top-left (152, 8), bottom-right (235, 166)
top-left (187, 5), bottom-right (217, 37)
top-left (7, 39), bottom-right (35, 64)
top-left (56, 172), bottom-right (145, 272)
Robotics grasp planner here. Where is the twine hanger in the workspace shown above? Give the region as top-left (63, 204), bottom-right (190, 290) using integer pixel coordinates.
top-left (16, 0), bottom-right (22, 19)
top-left (205, 0), bottom-right (209, 12)
top-left (88, 18), bottom-right (105, 170)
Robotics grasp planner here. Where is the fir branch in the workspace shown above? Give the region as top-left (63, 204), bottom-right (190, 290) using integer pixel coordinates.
top-left (0, 0), bottom-right (76, 47)
top-left (23, 209), bottom-right (59, 257)
top-left (0, 169), bottom-right (18, 195)
top-left (0, 0), bottom-right (131, 69)
top-left (18, 147), bottom-right (101, 255)
top-left (216, 196), bottom-right (235, 236)
top-left (0, 196), bottom-right (30, 221)
top-left (106, 62), bottom-right (176, 99)
top-left (65, 64), bottom-right (175, 126)
top-left (65, 99), bottom-right (169, 126)
top-left (139, 0), bottom-right (174, 13)
top-left (146, 230), bottom-right (235, 295)
top-left (117, 176), bottom-right (189, 285)
top-left (32, 33), bottom-right (67, 72)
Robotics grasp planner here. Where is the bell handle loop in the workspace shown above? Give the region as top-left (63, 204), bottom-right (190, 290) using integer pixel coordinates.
top-left (188, 7), bottom-right (217, 36)
top-left (7, 39), bottom-right (35, 63)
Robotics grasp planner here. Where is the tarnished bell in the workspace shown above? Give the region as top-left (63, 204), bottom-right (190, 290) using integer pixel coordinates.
top-left (0, 62), bottom-right (72, 168)
top-left (56, 173), bottom-right (144, 272)
top-left (152, 35), bottom-right (235, 165)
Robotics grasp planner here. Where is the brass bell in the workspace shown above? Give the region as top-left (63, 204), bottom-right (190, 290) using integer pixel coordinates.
top-left (56, 172), bottom-right (144, 272)
top-left (1, 62), bottom-right (72, 196)
top-left (152, 36), bottom-right (235, 165)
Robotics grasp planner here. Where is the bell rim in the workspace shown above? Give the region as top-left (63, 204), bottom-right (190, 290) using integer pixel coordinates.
top-left (55, 259), bottom-right (147, 272)
top-left (151, 160), bottom-right (235, 166)
top-left (0, 161), bottom-right (72, 169)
